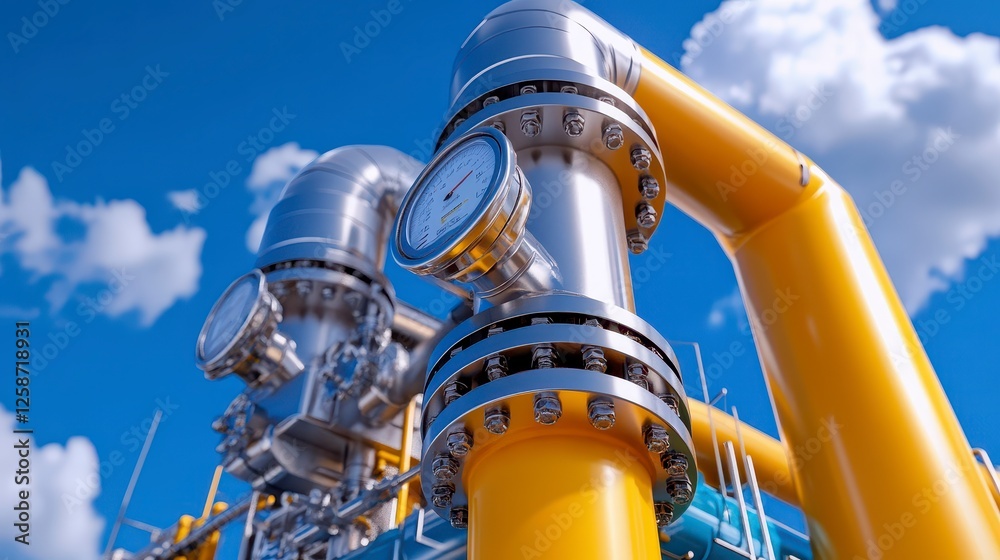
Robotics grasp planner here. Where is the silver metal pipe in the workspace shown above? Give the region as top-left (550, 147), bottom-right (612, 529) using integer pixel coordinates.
top-left (445, 0), bottom-right (642, 123)
top-left (518, 147), bottom-right (635, 310)
top-left (255, 145), bottom-right (423, 278)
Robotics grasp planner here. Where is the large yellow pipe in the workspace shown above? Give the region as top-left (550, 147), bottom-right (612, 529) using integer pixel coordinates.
top-left (465, 421), bottom-right (660, 560)
top-left (636, 49), bottom-right (1000, 557)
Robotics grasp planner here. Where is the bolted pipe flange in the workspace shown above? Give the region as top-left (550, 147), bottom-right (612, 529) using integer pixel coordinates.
top-left (636, 203), bottom-right (657, 228)
top-left (484, 405), bottom-right (511, 434)
top-left (588, 397), bottom-right (616, 430)
top-left (450, 506), bottom-right (469, 529)
top-left (431, 482), bottom-right (456, 508)
top-left (661, 450), bottom-right (688, 477)
top-left (644, 424), bottom-right (670, 454)
top-left (563, 111), bottom-right (585, 137)
top-left (533, 392), bottom-right (563, 425)
top-left (654, 501), bottom-right (674, 527)
top-left (602, 123), bottom-right (624, 150)
top-left (582, 345), bottom-right (608, 373)
top-left (520, 110), bottom-right (541, 137)
top-left (446, 428), bottom-right (473, 458)
top-left (432, 453), bottom-right (460, 482)
top-left (627, 231), bottom-right (648, 254)
top-left (639, 176), bottom-right (660, 200)
top-left (666, 476), bottom-right (693, 505)
top-left (630, 147), bottom-right (652, 170)
top-left (484, 354), bottom-right (509, 381)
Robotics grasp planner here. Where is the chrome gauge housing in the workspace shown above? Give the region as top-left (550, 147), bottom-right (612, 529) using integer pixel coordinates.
top-left (392, 127), bottom-right (531, 286)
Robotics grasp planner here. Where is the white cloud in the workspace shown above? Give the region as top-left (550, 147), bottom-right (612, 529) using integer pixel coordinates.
top-left (244, 142), bottom-right (318, 253)
top-left (708, 287), bottom-right (745, 328)
top-left (878, 0), bottom-right (898, 13)
top-left (0, 405), bottom-right (104, 560)
top-left (166, 189), bottom-right (204, 214)
top-left (684, 0), bottom-right (1000, 314)
top-left (1, 165), bottom-right (207, 326)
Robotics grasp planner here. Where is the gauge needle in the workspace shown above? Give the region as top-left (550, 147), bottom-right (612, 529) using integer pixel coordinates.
top-left (443, 169), bottom-right (474, 201)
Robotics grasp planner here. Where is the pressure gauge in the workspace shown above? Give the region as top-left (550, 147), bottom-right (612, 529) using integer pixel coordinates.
top-left (393, 127), bottom-right (532, 286)
top-left (196, 269), bottom-right (303, 386)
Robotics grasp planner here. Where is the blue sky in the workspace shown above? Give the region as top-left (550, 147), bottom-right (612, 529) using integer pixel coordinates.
top-left (2, 0), bottom-right (1000, 558)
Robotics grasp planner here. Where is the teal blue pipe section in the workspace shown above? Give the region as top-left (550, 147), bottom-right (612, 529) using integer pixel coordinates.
top-left (661, 476), bottom-right (812, 560)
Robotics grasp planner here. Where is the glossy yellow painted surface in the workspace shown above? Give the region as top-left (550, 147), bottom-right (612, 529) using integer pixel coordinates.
top-left (395, 396), bottom-right (418, 526)
top-left (636, 48), bottom-right (1000, 557)
top-left (464, 429), bottom-right (659, 560)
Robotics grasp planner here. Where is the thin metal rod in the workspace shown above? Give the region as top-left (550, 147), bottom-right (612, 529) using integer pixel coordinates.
top-left (746, 455), bottom-right (776, 560)
top-left (732, 406), bottom-right (750, 477)
top-left (724, 441), bottom-right (757, 559)
top-left (687, 341), bottom-right (729, 522)
top-left (709, 387), bottom-right (728, 406)
top-left (120, 518), bottom-right (161, 534)
top-left (237, 490), bottom-right (261, 560)
top-left (103, 409), bottom-right (163, 558)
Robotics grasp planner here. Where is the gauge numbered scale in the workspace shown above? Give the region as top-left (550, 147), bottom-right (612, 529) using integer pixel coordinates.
top-left (393, 127), bottom-right (532, 284)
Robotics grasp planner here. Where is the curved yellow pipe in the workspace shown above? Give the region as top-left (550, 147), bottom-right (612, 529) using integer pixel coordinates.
top-left (637, 49), bottom-right (1000, 557)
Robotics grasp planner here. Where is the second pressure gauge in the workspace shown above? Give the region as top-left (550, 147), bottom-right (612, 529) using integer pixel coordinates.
top-left (393, 127), bottom-right (531, 285)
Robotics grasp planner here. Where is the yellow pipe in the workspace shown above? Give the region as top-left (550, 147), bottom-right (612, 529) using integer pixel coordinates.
top-left (465, 420), bottom-right (659, 560)
top-left (635, 48), bottom-right (1000, 557)
top-left (200, 465), bottom-right (224, 520)
top-left (394, 396), bottom-right (418, 526)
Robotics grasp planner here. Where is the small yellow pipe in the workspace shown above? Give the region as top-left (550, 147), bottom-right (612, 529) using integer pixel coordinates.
top-left (635, 49), bottom-right (1000, 558)
top-left (394, 396), bottom-right (418, 526)
top-left (200, 465), bottom-right (224, 521)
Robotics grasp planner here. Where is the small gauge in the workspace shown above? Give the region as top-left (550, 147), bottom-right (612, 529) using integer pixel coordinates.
top-left (393, 127), bottom-right (531, 284)
top-left (196, 269), bottom-right (303, 385)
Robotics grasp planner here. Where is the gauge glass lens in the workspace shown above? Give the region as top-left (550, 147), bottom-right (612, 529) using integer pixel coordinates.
top-left (406, 138), bottom-right (497, 252)
top-left (203, 275), bottom-right (259, 359)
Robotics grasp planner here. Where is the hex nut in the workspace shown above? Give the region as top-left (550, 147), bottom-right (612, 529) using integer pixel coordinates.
top-left (644, 424), bottom-right (671, 454)
top-left (520, 111), bottom-right (541, 137)
top-left (630, 147), bottom-right (652, 170)
top-left (450, 506), bottom-right (469, 529)
top-left (588, 398), bottom-right (616, 430)
top-left (484, 406), bottom-right (511, 435)
top-left (431, 482), bottom-right (456, 508)
top-left (533, 393), bottom-right (562, 425)
top-left (603, 124), bottom-right (624, 150)
top-left (563, 111), bottom-right (585, 137)
top-left (432, 453), bottom-right (460, 481)
top-left (446, 429), bottom-right (473, 458)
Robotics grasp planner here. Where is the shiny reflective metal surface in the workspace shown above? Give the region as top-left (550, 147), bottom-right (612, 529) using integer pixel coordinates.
top-left (255, 145), bottom-right (423, 278)
top-left (445, 0), bottom-right (642, 126)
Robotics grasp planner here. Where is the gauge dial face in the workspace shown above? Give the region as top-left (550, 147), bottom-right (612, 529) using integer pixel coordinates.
top-left (405, 138), bottom-right (497, 253)
top-left (201, 273), bottom-right (260, 361)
